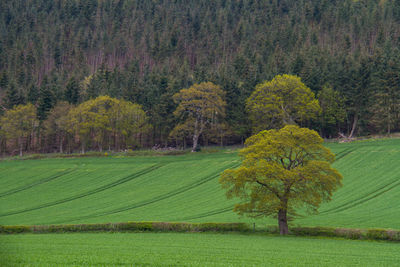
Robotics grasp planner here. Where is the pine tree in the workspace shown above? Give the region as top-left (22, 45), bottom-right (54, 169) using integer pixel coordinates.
top-left (27, 84), bottom-right (39, 104)
top-left (64, 78), bottom-right (80, 104)
top-left (37, 77), bottom-right (55, 121)
top-left (4, 82), bottom-right (25, 109)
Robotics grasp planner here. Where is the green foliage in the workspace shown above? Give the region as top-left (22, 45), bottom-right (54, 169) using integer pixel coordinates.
top-left (246, 75), bottom-right (321, 132)
top-left (37, 78), bottom-right (55, 121)
top-left (368, 51), bottom-right (400, 133)
top-left (0, 222), bottom-right (248, 234)
top-left (291, 226), bottom-right (400, 241)
top-left (1, 0), bottom-right (400, 147)
top-left (66, 96), bottom-right (149, 152)
top-left (317, 85), bottom-right (346, 137)
top-left (42, 102), bottom-right (73, 153)
top-left (0, 104), bottom-right (38, 156)
top-left (3, 82), bottom-right (25, 109)
top-left (172, 82), bottom-right (226, 151)
top-left (220, 125), bottom-right (342, 234)
top-left (64, 78), bottom-right (80, 104)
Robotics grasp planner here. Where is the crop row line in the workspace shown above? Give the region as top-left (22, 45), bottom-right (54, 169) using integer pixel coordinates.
top-left (334, 147), bottom-right (356, 161)
top-left (321, 177), bottom-right (400, 214)
top-left (178, 206), bottom-right (233, 221)
top-left (0, 164), bottom-right (164, 218)
top-left (0, 168), bottom-right (77, 198)
top-left (55, 161), bottom-right (241, 224)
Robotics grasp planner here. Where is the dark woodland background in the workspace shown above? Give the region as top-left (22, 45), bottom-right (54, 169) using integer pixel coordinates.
top-left (1, 0), bottom-right (400, 154)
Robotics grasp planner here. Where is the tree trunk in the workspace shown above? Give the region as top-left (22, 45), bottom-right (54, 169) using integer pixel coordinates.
top-left (192, 133), bottom-right (199, 152)
top-left (192, 118), bottom-right (200, 152)
top-left (278, 209), bottom-right (289, 235)
top-left (59, 136), bottom-right (63, 153)
top-left (19, 137), bottom-right (23, 157)
top-left (349, 113), bottom-right (358, 138)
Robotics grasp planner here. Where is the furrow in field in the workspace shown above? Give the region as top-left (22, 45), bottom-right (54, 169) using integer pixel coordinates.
top-left (0, 164), bottom-right (163, 218)
top-left (0, 168), bottom-right (76, 198)
top-left (334, 147), bottom-right (356, 161)
top-left (177, 206), bottom-right (233, 221)
top-left (57, 162), bottom-right (241, 224)
top-left (320, 177), bottom-right (400, 215)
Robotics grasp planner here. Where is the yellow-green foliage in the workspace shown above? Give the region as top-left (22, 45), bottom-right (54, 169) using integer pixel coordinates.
top-left (220, 125), bottom-right (342, 226)
top-left (0, 104), bottom-right (38, 139)
top-left (246, 74), bottom-right (321, 132)
top-left (0, 104), bottom-right (38, 156)
top-left (67, 96), bottom-right (149, 152)
top-left (171, 82), bottom-right (226, 151)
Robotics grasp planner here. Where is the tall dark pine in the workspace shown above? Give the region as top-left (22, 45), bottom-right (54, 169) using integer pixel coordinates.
top-left (37, 78), bottom-right (55, 121)
top-left (4, 83), bottom-right (25, 109)
top-left (27, 84), bottom-right (39, 104)
top-left (65, 78), bottom-right (80, 104)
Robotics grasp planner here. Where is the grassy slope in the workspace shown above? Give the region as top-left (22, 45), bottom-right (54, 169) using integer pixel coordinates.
top-left (0, 139), bottom-right (400, 229)
top-left (1, 233), bottom-right (400, 266)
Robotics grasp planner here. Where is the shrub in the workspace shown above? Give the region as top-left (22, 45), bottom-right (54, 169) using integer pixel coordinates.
top-left (366, 229), bottom-right (391, 240)
top-left (290, 226), bottom-right (336, 237)
top-left (0, 225), bottom-right (31, 234)
top-left (334, 228), bottom-right (364, 240)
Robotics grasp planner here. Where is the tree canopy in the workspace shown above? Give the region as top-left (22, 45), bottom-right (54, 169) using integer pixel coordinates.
top-left (246, 75), bottom-right (321, 132)
top-left (67, 96), bottom-right (149, 153)
top-left (0, 104), bottom-right (38, 156)
top-left (1, 0), bottom-right (400, 154)
top-left (172, 82), bottom-right (226, 152)
top-left (219, 125), bottom-right (342, 235)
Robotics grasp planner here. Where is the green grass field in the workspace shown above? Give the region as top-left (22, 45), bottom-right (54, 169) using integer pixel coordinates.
top-left (1, 232), bottom-right (399, 266)
top-left (2, 139), bottom-right (400, 266)
top-left (1, 139), bottom-right (400, 229)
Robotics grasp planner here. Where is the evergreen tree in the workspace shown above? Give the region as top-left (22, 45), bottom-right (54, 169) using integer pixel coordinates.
top-left (27, 84), bottom-right (39, 104)
top-left (37, 77), bottom-right (55, 121)
top-left (4, 82), bottom-right (25, 109)
top-left (64, 78), bottom-right (80, 104)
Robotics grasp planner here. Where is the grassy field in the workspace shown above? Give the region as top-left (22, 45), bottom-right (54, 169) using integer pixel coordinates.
top-left (1, 139), bottom-right (400, 229)
top-left (1, 232), bottom-right (399, 266)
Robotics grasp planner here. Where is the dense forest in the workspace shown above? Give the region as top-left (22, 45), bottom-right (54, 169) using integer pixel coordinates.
top-left (1, 0), bottom-right (400, 155)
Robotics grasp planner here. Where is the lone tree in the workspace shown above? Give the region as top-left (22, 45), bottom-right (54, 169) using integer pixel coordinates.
top-left (219, 125), bottom-right (342, 235)
top-left (172, 82), bottom-right (226, 152)
top-left (246, 74), bottom-right (320, 132)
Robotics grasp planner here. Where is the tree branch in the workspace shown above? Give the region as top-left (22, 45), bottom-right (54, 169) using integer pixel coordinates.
top-left (256, 179), bottom-right (281, 199)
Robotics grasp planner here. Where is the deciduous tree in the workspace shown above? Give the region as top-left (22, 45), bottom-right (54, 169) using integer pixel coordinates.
top-left (43, 102), bottom-right (73, 153)
top-left (220, 125), bottom-right (342, 235)
top-left (172, 82), bottom-right (226, 152)
top-left (246, 75), bottom-right (321, 132)
top-left (0, 104), bottom-right (38, 156)
top-left (67, 96), bottom-right (148, 152)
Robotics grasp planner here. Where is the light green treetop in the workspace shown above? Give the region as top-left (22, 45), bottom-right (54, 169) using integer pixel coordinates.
top-left (246, 74), bottom-right (321, 132)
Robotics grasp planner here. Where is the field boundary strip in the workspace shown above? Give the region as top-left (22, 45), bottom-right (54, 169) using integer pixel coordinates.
top-left (1, 222), bottom-right (399, 242)
top-left (0, 168), bottom-right (77, 198)
top-left (0, 164), bottom-right (164, 218)
top-left (53, 161), bottom-right (241, 224)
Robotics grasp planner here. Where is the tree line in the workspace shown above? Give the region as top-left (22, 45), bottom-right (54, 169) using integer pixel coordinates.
top-left (0, 96), bottom-right (148, 156)
top-left (1, 75), bottom-right (323, 156)
top-left (1, 0), bottom-right (400, 154)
